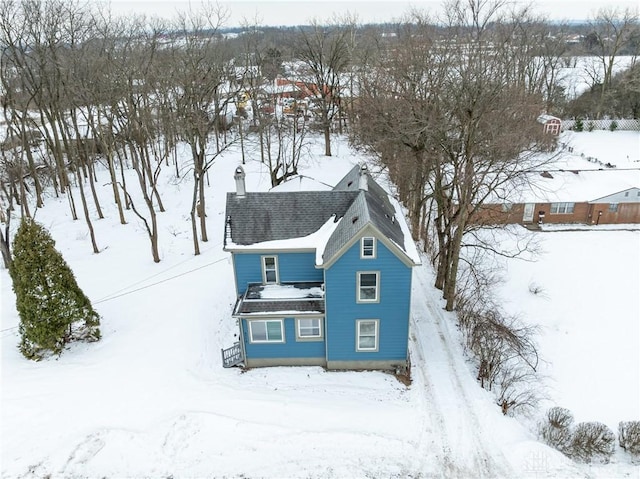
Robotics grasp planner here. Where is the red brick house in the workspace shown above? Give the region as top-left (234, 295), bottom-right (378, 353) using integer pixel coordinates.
top-left (474, 175), bottom-right (640, 226)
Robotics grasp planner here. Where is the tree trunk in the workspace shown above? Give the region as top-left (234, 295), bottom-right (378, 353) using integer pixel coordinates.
top-left (323, 123), bottom-right (332, 157)
top-left (74, 166), bottom-right (100, 254)
top-left (106, 149), bottom-right (127, 224)
top-left (149, 208), bottom-right (160, 263)
top-left (0, 210), bottom-right (12, 269)
top-left (66, 185), bottom-right (78, 221)
top-left (444, 223), bottom-right (465, 311)
top-left (22, 138), bottom-right (44, 208)
top-left (198, 171), bottom-right (208, 242)
top-left (190, 171), bottom-right (201, 256)
top-left (18, 173), bottom-right (30, 219)
top-left (117, 150), bottom-right (131, 209)
top-left (85, 158), bottom-right (104, 220)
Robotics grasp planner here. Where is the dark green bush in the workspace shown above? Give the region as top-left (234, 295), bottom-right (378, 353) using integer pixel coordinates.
top-left (10, 218), bottom-right (100, 360)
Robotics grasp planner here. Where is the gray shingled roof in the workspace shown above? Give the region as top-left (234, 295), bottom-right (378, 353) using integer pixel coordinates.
top-left (224, 164), bottom-right (407, 263)
top-left (333, 164), bottom-right (394, 204)
top-left (225, 190), bottom-right (357, 246)
top-left (322, 190), bottom-right (405, 263)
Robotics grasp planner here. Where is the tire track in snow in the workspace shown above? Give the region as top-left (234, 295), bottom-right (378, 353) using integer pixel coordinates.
top-left (410, 325), bottom-right (460, 477)
top-left (412, 268), bottom-right (514, 478)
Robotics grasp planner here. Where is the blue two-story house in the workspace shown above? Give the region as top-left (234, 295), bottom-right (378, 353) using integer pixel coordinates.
top-left (221, 163), bottom-right (421, 371)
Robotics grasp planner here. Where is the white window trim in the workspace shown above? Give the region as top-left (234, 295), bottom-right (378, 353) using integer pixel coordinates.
top-left (357, 271), bottom-right (380, 303)
top-left (360, 237), bottom-right (376, 259)
top-left (609, 203), bottom-right (618, 212)
top-left (261, 255), bottom-right (279, 284)
top-left (248, 319), bottom-right (285, 343)
top-left (356, 319), bottom-right (379, 352)
top-left (550, 202), bottom-right (575, 214)
top-left (296, 318), bottom-right (323, 341)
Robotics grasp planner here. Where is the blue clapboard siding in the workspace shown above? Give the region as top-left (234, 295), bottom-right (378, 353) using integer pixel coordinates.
top-left (324, 239), bottom-right (411, 362)
top-left (233, 252), bottom-right (323, 295)
top-left (242, 317), bottom-right (326, 359)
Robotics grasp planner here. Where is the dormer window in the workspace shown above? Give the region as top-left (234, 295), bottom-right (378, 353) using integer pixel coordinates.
top-left (262, 256), bottom-right (279, 284)
top-left (361, 237), bottom-right (376, 258)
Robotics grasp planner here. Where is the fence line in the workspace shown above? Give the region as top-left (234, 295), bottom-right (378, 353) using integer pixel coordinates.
top-left (561, 118), bottom-right (640, 131)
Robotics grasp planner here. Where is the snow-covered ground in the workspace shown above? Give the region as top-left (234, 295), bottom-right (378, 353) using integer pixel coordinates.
top-left (558, 56), bottom-right (636, 99)
top-left (562, 130), bottom-right (640, 169)
top-left (507, 130), bottom-right (640, 204)
top-left (495, 230), bottom-right (640, 430)
top-left (1, 134), bottom-right (638, 478)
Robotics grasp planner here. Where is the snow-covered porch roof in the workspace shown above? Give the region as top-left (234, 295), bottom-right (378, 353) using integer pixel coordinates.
top-left (232, 282), bottom-right (325, 317)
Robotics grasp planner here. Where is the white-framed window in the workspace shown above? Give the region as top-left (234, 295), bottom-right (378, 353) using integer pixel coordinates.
top-left (249, 319), bottom-right (284, 343)
top-left (361, 237), bottom-right (376, 258)
top-left (261, 256), bottom-right (279, 284)
top-left (357, 271), bottom-right (379, 303)
top-left (356, 319), bottom-right (379, 352)
top-left (296, 318), bottom-right (323, 340)
top-left (609, 203), bottom-right (618, 212)
top-left (550, 202), bottom-right (575, 214)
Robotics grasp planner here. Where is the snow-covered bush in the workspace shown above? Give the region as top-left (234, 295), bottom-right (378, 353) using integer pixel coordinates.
top-left (539, 407), bottom-right (574, 453)
top-left (619, 421), bottom-right (640, 455)
top-left (569, 422), bottom-right (615, 463)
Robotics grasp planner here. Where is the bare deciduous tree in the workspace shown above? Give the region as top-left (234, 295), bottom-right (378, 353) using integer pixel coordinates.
top-left (586, 7), bottom-right (639, 117)
top-left (171, 3), bottom-right (238, 255)
top-left (295, 20), bottom-right (351, 157)
top-left (352, 1), bottom-right (560, 311)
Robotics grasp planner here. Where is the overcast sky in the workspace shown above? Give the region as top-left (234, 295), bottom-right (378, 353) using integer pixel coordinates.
top-left (100, 0), bottom-right (639, 27)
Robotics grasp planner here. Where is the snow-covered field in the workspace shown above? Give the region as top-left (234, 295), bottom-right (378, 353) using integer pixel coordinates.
top-left (496, 230), bottom-right (640, 429)
top-left (562, 129), bottom-right (640, 168)
top-left (1, 134), bottom-right (639, 478)
top-left (559, 55), bottom-right (637, 99)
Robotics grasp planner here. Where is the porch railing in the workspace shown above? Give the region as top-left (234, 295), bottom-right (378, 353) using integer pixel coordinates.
top-left (221, 342), bottom-right (244, 368)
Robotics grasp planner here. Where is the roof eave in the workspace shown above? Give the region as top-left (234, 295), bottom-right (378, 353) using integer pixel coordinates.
top-left (320, 222), bottom-right (418, 269)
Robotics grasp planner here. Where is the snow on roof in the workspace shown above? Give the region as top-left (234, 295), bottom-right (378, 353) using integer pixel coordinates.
top-left (226, 215), bottom-right (341, 252)
top-left (526, 171), bottom-right (638, 203)
top-left (233, 282), bottom-right (326, 316)
top-left (254, 284), bottom-right (324, 300)
top-left (225, 164), bottom-right (421, 267)
top-left (537, 114), bottom-right (561, 124)
top-left (225, 190), bottom-right (356, 247)
top-left (315, 217), bottom-right (342, 266)
top-left (490, 131), bottom-right (640, 204)
top-left (390, 197), bottom-right (422, 265)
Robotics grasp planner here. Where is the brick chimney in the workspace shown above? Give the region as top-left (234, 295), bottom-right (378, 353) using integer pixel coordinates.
top-left (234, 166), bottom-right (246, 198)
